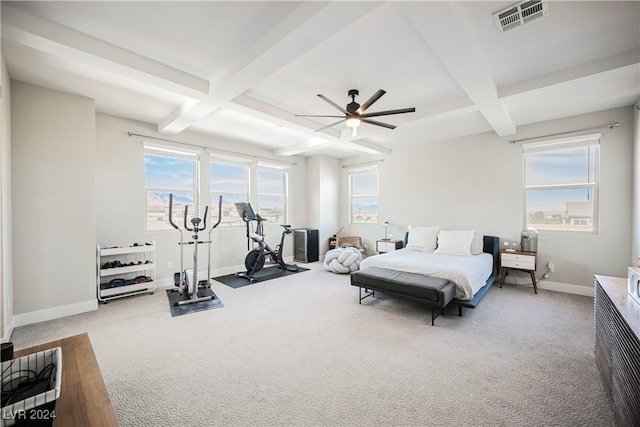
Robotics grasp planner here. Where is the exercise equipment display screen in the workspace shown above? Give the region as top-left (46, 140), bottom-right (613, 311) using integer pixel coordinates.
top-left (235, 202), bottom-right (256, 220)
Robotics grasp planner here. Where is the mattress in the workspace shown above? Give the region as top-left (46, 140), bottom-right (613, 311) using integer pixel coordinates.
top-left (359, 248), bottom-right (493, 300)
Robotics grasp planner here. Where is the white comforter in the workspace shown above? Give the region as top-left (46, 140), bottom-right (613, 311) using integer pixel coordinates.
top-left (359, 248), bottom-right (493, 300)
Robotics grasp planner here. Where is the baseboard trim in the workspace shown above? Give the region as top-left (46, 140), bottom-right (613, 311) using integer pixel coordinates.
top-left (501, 279), bottom-right (594, 297)
top-left (2, 320), bottom-right (15, 344)
top-left (14, 299), bottom-right (98, 328)
top-left (537, 280), bottom-right (594, 297)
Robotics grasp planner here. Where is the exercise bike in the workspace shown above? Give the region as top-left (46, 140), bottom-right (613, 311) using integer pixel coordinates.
top-left (167, 194), bottom-right (222, 306)
top-left (234, 201), bottom-right (298, 283)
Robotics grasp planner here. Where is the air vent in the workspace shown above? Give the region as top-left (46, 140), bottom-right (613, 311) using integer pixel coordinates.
top-left (493, 0), bottom-right (548, 33)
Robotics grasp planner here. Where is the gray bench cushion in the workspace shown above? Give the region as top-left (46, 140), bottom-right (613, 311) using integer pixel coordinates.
top-left (351, 266), bottom-right (455, 306)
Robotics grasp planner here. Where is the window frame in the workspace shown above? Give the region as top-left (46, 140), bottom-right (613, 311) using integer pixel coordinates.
top-left (143, 144), bottom-right (200, 232)
top-left (143, 143), bottom-right (292, 232)
top-left (209, 154), bottom-right (251, 227)
top-left (256, 161), bottom-right (289, 226)
top-left (522, 133), bottom-right (600, 234)
top-left (349, 165), bottom-right (379, 224)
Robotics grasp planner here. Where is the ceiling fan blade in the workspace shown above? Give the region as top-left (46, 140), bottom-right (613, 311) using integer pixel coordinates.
top-left (317, 94), bottom-right (349, 115)
top-left (316, 119), bottom-right (346, 132)
top-left (357, 89), bottom-right (386, 114)
top-left (361, 107), bottom-right (416, 118)
top-left (295, 114), bottom-right (345, 118)
top-left (362, 119), bottom-right (396, 130)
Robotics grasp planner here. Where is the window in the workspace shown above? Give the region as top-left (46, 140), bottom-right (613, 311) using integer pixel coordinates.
top-left (144, 143), bottom-right (291, 230)
top-left (523, 134), bottom-right (599, 232)
top-left (144, 145), bottom-right (198, 231)
top-left (210, 156), bottom-right (249, 227)
top-left (349, 166), bottom-right (378, 224)
top-left (256, 163), bottom-right (288, 224)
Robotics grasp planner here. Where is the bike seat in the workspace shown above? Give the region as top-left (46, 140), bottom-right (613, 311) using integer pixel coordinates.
top-left (281, 224), bottom-right (291, 228)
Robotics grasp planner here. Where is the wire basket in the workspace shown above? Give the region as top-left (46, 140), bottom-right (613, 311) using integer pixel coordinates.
top-left (1, 347), bottom-right (62, 426)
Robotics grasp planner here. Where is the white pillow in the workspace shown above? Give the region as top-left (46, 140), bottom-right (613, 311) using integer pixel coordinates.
top-left (435, 230), bottom-right (475, 256)
top-left (470, 231), bottom-right (484, 255)
top-left (406, 225), bottom-right (440, 252)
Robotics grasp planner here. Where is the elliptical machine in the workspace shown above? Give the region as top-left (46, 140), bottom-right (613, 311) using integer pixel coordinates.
top-left (168, 194), bottom-right (222, 306)
top-left (234, 201), bottom-right (298, 283)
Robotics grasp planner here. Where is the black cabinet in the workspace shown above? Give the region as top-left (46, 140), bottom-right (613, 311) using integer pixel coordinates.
top-left (293, 229), bottom-right (319, 263)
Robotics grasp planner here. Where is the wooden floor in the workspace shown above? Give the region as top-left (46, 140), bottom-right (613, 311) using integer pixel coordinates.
top-left (14, 332), bottom-right (119, 427)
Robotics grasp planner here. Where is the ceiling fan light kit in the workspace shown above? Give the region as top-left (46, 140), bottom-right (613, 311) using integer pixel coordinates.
top-left (295, 89), bottom-right (415, 137)
top-left (345, 117), bottom-right (361, 128)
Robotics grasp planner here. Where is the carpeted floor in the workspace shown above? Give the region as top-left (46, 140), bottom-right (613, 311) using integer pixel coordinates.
top-left (9, 262), bottom-right (615, 427)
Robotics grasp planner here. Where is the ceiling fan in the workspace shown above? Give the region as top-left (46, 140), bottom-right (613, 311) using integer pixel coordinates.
top-left (295, 89), bottom-right (416, 137)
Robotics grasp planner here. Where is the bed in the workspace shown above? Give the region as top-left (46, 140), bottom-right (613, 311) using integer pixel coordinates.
top-left (354, 229), bottom-right (500, 318)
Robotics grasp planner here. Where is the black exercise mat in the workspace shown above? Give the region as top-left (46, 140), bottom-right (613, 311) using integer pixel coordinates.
top-left (165, 287), bottom-right (224, 317)
top-left (213, 266), bottom-right (309, 289)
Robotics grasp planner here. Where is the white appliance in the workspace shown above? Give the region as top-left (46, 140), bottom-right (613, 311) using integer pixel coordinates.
top-left (629, 267), bottom-right (640, 305)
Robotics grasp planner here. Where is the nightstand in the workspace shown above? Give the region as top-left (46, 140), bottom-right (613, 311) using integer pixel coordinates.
top-left (500, 250), bottom-right (538, 294)
top-left (376, 239), bottom-right (402, 254)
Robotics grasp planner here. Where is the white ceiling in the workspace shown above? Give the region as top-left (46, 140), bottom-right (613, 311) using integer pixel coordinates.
top-left (2, 1), bottom-right (639, 158)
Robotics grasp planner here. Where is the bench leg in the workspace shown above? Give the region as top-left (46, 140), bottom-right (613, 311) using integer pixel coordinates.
top-left (431, 306), bottom-right (445, 326)
top-left (358, 286), bottom-right (374, 304)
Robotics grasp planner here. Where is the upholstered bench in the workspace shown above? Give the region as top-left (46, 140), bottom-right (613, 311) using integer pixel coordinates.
top-left (350, 267), bottom-right (455, 326)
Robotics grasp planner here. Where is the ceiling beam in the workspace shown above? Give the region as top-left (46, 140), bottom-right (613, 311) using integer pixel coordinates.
top-left (1, 2), bottom-right (406, 157)
top-left (232, 93), bottom-right (393, 156)
top-left (157, 1), bottom-right (386, 134)
top-left (231, 94), bottom-right (392, 156)
top-left (397, 2), bottom-right (517, 137)
top-left (273, 140), bottom-right (336, 157)
top-left (1, 6), bottom-right (209, 96)
top-left (348, 139), bottom-right (392, 155)
top-left (229, 93), bottom-right (342, 139)
top-left (499, 49), bottom-right (640, 99)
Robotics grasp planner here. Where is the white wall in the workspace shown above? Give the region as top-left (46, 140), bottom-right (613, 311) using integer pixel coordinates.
top-left (1, 54), bottom-right (13, 341)
top-left (340, 107), bottom-right (635, 294)
top-left (306, 155), bottom-right (340, 254)
top-left (95, 113), bottom-right (308, 284)
top-left (11, 81), bottom-right (97, 324)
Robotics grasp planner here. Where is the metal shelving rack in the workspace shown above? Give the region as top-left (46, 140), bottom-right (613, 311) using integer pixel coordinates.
top-left (96, 241), bottom-right (156, 302)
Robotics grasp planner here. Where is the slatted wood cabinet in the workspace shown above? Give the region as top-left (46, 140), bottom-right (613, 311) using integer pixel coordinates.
top-left (594, 275), bottom-right (640, 426)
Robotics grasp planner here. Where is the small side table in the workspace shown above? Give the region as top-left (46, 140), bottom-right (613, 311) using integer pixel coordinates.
top-left (500, 250), bottom-right (538, 294)
top-left (376, 239), bottom-right (402, 254)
